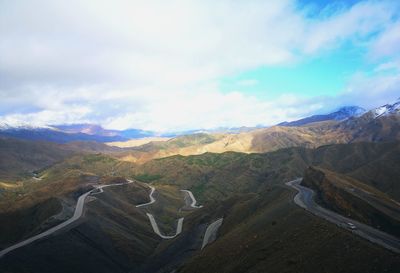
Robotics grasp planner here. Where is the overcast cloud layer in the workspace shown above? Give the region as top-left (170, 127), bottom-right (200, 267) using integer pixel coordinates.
top-left (1, 0), bottom-right (400, 131)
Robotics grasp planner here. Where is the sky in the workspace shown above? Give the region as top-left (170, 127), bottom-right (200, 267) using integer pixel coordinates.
top-left (0, 0), bottom-right (400, 132)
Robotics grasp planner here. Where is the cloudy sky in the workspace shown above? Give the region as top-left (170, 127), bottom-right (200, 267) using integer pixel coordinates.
top-left (1, 0), bottom-right (399, 132)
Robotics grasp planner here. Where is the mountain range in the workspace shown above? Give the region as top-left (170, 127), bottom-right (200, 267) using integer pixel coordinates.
top-left (102, 98), bottom-right (400, 163)
top-left (0, 98), bottom-right (400, 273)
top-left (278, 106), bottom-right (366, 126)
top-left (0, 104), bottom-right (374, 144)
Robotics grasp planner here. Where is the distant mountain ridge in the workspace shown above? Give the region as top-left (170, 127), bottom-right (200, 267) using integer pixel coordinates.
top-left (0, 127), bottom-right (126, 143)
top-left (52, 124), bottom-right (120, 136)
top-left (110, 99), bottom-right (400, 163)
top-left (0, 100), bottom-right (399, 145)
top-left (369, 98), bottom-right (400, 118)
top-left (279, 106), bottom-right (366, 127)
top-left (1, 100), bottom-right (400, 273)
top-left (0, 123), bottom-right (156, 143)
top-left (53, 124), bottom-right (155, 139)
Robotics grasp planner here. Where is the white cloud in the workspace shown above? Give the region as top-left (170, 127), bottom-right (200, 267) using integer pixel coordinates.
top-left (302, 1), bottom-right (395, 54)
top-left (0, 0), bottom-right (399, 131)
top-left (370, 21), bottom-right (400, 59)
top-left (1, 0), bottom-right (395, 87)
top-left (237, 79), bottom-right (259, 87)
top-left (0, 84), bottom-right (323, 131)
top-left (0, 107), bottom-right (92, 128)
top-left (374, 61), bottom-right (400, 72)
top-left (341, 72), bottom-right (400, 108)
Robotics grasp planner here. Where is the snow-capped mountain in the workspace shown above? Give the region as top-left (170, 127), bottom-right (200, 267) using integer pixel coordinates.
top-left (0, 99), bottom-right (398, 144)
top-left (0, 122), bottom-right (158, 143)
top-left (279, 106), bottom-right (366, 127)
top-left (0, 121), bottom-right (53, 131)
top-left (0, 122), bottom-right (125, 143)
top-left (338, 98), bottom-right (400, 143)
top-left (370, 98), bottom-right (400, 118)
top-left (332, 106), bottom-right (366, 120)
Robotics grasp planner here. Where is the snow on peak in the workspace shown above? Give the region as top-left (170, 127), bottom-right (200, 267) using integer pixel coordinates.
top-left (336, 106), bottom-right (366, 118)
top-left (371, 99), bottom-right (400, 118)
top-left (0, 122), bottom-right (12, 130)
top-left (0, 121), bottom-right (54, 131)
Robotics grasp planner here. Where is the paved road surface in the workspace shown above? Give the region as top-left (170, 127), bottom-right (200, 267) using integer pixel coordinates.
top-left (136, 185), bottom-right (156, 207)
top-left (146, 213), bottom-right (184, 239)
top-left (181, 190), bottom-right (203, 208)
top-left (286, 178), bottom-right (400, 254)
top-left (0, 179), bottom-right (134, 258)
top-left (201, 218), bottom-right (223, 249)
top-left (136, 187), bottom-right (202, 239)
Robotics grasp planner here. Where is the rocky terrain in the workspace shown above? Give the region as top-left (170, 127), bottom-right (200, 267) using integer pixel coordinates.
top-left (302, 167), bottom-right (400, 237)
top-left (0, 100), bottom-right (399, 273)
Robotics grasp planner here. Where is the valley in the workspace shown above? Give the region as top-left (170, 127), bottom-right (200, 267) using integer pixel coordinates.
top-left (0, 100), bottom-right (399, 272)
top-left (2, 2), bottom-right (400, 272)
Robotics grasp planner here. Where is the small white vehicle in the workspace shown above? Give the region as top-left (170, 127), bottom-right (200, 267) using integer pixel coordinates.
top-left (347, 222), bottom-right (357, 230)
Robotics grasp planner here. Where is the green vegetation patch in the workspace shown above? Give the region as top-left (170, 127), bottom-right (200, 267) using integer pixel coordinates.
top-left (169, 133), bottom-right (217, 148)
top-left (82, 154), bottom-right (117, 164)
top-left (191, 182), bottom-right (206, 197)
top-left (134, 173), bottom-right (163, 182)
top-left (177, 152), bottom-right (246, 168)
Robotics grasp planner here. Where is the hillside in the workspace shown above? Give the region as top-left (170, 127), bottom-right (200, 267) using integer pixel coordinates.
top-left (3, 179), bottom-right (398, 273)
top-left (1, 140), bottom-right (400, 272)
top-left (0, 127), bottom-right (126, 143)
top-left (179, 187), bottom-right (400, 273)
top-left (0, 137), bottom-right (75, 182)
top-left (106, 137), bottom-right (171, 148)
top-left (2, 2), bottom-right (400, 272)
top-left (1, 105), bottom-right (400, 273)
top-left (132, 141), bottom-right (400, 204)
top-left (109, 100), bottom-right (400, 164)
top-left (279, 106), bottom-right (365, 126)
top-left (1, 100), bottom-right (399, 167)
top-left (302, 166), bottom-right (400, 236)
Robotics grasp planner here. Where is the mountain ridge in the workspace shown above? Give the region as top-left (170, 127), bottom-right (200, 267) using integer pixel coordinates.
top-left (0, 105), bottom-right (367, 143)
top-left (279, 106), bottom-right (366, 127)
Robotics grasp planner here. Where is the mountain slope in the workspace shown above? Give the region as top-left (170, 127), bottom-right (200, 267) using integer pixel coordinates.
top-left (53, 124), bottom-right (156, 139)
top-left (0, 127), bottom-right (126, 143)
top-left (111, 100), bottom-right (400, 163)
top-left (0, 123), bottom-right (158, 144)
top-left (1, 140), bottom-right (400, 272)
top-left (303, 166), bottom-right (400, 236)
top-left (0, 137), bottom-right (75, 181)
top-left (133, 141), bottom-right (400, 203)
top-left (179, 187), bottom-right (400, 273)
top-left (279, 106), bottom-right (366, 126)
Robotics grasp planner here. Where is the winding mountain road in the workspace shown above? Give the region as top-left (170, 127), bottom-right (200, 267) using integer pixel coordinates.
top-left (135, 186), bottom-right (202, 239)
top-left (146, 213), bottom-right (184, 239)
top-left (286, 178), bottom-right (400, 254)
top-left (1, 180), bottom-right (205, 256)
top-left (181, 190), bottom-right (203, 209)
top-left (201, 218), bottom-right (223, 249)
top-left (0, 179), bottom-right (134, 258)
top-left (134, 183), bottom-right (184, 238)
top-left (136, 185), bottom-right (156, 207)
